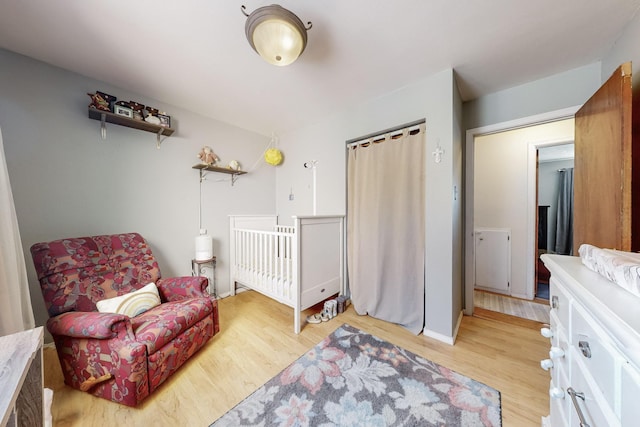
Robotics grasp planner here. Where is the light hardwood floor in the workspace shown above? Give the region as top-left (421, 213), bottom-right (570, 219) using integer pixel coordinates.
top-left (474, 290), bottom-right (550, 323)
top-left (44, 291), bottom-right (550, 427)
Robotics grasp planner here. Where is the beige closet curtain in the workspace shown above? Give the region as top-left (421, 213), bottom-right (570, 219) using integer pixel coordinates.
top-left (0, 127), bottom-right (35, 335)
top-left (347, 125), bottom-right (425, 334)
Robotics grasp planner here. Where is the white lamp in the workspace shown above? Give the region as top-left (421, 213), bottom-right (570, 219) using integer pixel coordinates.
top-left (241, 4), bottom-right (312, 66)
top-left (195, 228), bottom-right (213, 261)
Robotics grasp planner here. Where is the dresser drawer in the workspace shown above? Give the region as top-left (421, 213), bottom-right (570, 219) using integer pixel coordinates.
top-left (541, 254), bottom-right (640, 427)
top-left (621, 362), bottom-right (640, 425)
top-left (571, 303), bottom-right (619, 409)
top-left (549, 277), bottom-right (571, 331)
top-left (549, 365), bottom-right (571, 427)
top-left (548, 379), bottom-right (569, 427)
top-left (569, 357), bottom-right (619, 427)
top-left (549, 327), bottom-right (570, 378)
top-left (549, 310), bottom-right (564, 338)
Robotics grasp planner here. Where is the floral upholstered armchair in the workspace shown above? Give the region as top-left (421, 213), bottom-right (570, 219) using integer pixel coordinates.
top-left (31, 233), bottom-right (219, 406)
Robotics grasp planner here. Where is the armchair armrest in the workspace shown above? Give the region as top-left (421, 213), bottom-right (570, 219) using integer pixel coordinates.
top-left (156, 276), bottom-right (209, 302)
top-left (47, 311), bottom-right (134, 341)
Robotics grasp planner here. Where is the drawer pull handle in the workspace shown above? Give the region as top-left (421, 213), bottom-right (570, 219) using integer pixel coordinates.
top-left (540, 327), bottom-right (554, 338)
top-left (578, 341), bottom-right (592, 358)
top-left (549, 346), bottom-right (565, 359)
top-left (540, 359), bottom-right (554, 371)
top-left (567, 387), bottom-right (591, 427)
top-left (549, 387), bottom-right (565, 399)
top-left (551, 295), bottom-right (559, 309)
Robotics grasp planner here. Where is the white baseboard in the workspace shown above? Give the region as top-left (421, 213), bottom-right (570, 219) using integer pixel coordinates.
top-left (218, 286), bottom-right (250, 299)
top-left (474, 285), bottom-right (510, 296)
top-left (423, 328), bottom-right (454, 345)
top-left (423, 310), bottom-right (463, 345)
top-left (511, 292), bottom-right (533, 300)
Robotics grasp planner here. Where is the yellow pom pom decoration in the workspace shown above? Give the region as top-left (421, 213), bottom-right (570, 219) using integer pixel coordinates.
top-left (264, 148), bottom-right (283, 166)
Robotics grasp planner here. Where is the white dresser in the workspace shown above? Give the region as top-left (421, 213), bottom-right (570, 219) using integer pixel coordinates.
top-left (540, 255), bottom-right (640, 427)
top-left (0, 327), bottom-right (44, 427)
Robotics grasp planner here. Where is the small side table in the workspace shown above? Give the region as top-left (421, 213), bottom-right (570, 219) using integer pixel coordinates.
top-left (192, 256), bottom-right (216, 298)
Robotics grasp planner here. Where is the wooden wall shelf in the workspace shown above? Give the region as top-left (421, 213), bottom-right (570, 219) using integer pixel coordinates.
top-left (88, 107), bottom-right (175, 148)
top-left (192, 164), bottom-right (247, 186)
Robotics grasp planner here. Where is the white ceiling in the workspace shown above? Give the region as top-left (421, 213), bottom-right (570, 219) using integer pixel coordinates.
top-left (1, 1), bottom-right (639, 136)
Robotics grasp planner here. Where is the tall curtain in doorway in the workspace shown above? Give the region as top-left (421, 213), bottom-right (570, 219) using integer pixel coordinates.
top-left (0, 127), bottom-right (35, 335)
top-left (554, 168), bottom-right (574, 255)
top-left (347, 125), bottom-right (425, 334)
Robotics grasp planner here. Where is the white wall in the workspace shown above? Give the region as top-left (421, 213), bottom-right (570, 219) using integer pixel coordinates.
top-left (474, 120), bottom-right (574, 298)
top-left (275, 69), bottom-right (463, 341)
top-left (0, 49), bottom-right (274, 336)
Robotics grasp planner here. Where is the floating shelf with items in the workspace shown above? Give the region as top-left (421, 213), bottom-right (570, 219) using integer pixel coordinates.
top-left (192, 163), bottom-right (247, 186)
top-left (88, 107), bottom-right (175, 149)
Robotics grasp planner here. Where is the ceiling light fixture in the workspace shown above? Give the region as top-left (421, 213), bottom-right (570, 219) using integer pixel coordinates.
top-left (241, 4), bottom-right (312, 66)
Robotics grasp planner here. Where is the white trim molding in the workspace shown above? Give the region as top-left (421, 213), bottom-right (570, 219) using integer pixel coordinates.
top-left (524, 138), bottom-right (574, 300)
top-left (464, 106), bottom-right (580, 316)
top-left (423, 311), bottom-right (463, 345)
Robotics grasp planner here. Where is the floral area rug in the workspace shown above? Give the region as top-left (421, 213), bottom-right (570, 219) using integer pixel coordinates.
top-left (210, 324), bottom-right (501, 426)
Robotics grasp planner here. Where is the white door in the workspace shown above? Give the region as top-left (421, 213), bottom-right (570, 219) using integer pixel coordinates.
top-left (475, 228), bottom-right (511, 294)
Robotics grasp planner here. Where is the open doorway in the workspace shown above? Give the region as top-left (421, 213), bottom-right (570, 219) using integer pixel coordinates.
top-left (535, 143), bottom-right (574, 301)
top-left (464, 108), bottom-right (578, 322)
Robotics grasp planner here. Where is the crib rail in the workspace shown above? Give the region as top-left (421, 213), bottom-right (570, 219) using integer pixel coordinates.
top-left (232, 228), bottom-right (295, 300)
top-left (274, 225), bottom-right (295, 234)
top-left (229, 214), bottom-right (346, 334)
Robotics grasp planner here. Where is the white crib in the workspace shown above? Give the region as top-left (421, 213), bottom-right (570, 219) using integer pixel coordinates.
top-left (229, 215), bottom-right (345, 333)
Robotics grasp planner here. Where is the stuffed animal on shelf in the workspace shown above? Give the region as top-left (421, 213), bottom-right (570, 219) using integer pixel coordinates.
top-left (144, 106), bottom-right (161, 124)
top-left (198, 146), bottom-right (219, 166)
top-left (87, 92), bottom-right (110, 111)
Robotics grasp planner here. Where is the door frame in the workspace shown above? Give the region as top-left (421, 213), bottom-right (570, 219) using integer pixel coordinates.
top-left (463, 106), bottom-right (579, 315)
top-left (527, 138), bottom-right (575, 299)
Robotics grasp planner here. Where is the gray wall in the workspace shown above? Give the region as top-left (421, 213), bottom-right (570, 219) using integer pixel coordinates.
top-left (0, 49), bottom-right (275, 337)
top-left (275, 69), bottom-right (463, 341)
top-left (462, 64), bottom-right (600, 307)
top-left (602, 11), bottom-right (640, 89)
top-left (452, 75), bottom-right (464, 331)
top-left (423, 70), bottom-right (462, 340)
top-left (463, 62), bottom-right (602, 131)
top-left (461, 9), bottom-right (640, 312)
top-left (6, 7), bottom-right (640, 343)
top-left (473, 11), bottom-right (640, 130)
